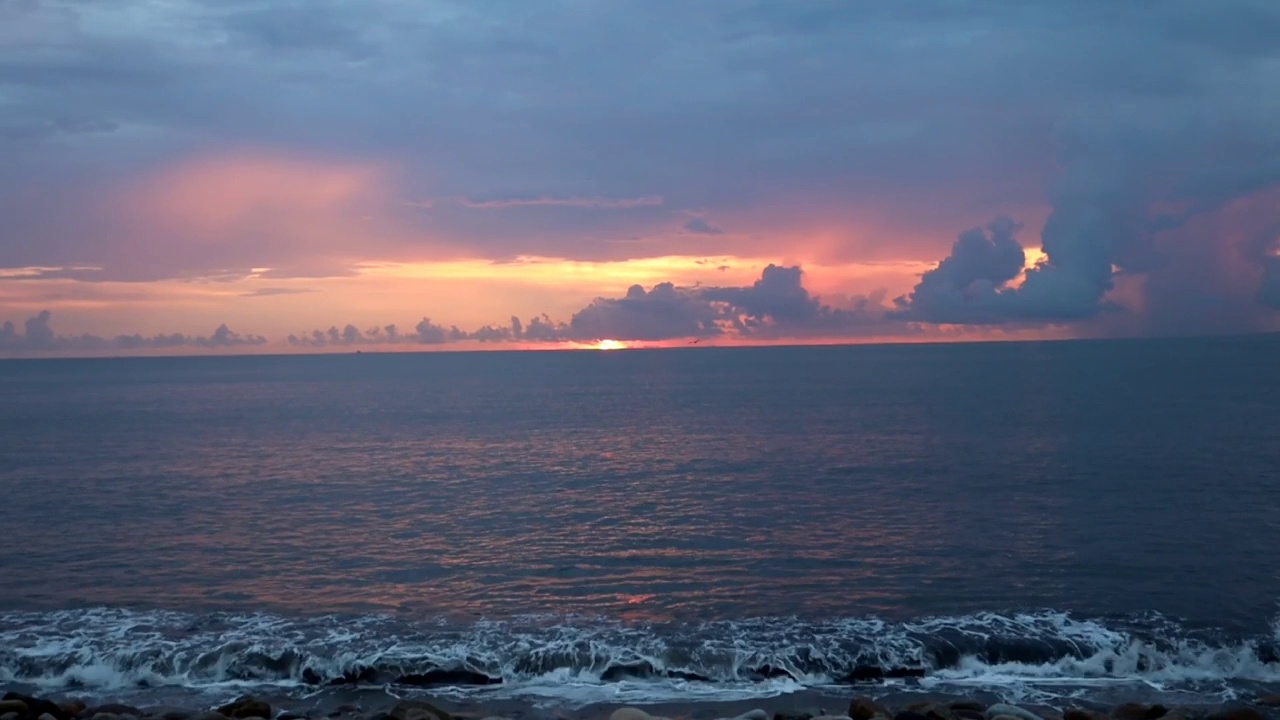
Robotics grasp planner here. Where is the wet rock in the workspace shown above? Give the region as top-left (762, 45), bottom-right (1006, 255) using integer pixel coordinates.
top-left (278, 713), bottom-right (309, 720)
top-left (849, 698), bottom-right (886, 720)
top-left (1064, 711), bottom-right (1101, 720)
top-left (4, 695), bottom-right (63, 720)
top-left (90, 706), bottom-right (141, 718)
top-left (951, 706), bottom-right (986, 715)
top-left (217, 699), bottom-right (272, 720)
top-left (59, 702), bottom-right (86, 719)
top-left (389, 702), bottom-right (453, 720)
top-left (0, 701), bottom-right (28, 718)
top-left (777, 710), bottom-right (820, 720)
top-left (896, 712), bottom-right (931, 720)
top-left (90, 714), bottom-right (119, 720)
top-left (38, 714), bottom-right (58, 720)
top-left (812, 716), bottom-right (852, 720)
top-left (1257, 698), bottom-right (1280, 709)
top-left (987, 706), bottom-right (1042, 720)
top-left (734, 712), bottom-right (769, 720)
top-left (610, 710), bottom-right (673, 720)
top-left (2, 711), bottom-right (19, 720)
top-left (1207, 710), bottom-right (1267, 720)
top-left (397, 669), bottom-right (501, 687)
top-left (1160, 710), bottom-right (1206, 720)
top-left (955, 712), bottom-right (985, 720)
top-left (926, 706), bottom-right (958, 720)
top-left (1114, 706), bottom-right (1154, 720)
top-left (192, 713), bottom-right (228, 720)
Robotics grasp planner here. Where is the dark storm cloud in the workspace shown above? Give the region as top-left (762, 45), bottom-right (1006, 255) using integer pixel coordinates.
top-left (0, 311), bottom-right (266, 354)
top-left (520, 265), bottom-right (891, 342)
top-left (893, 217), bottom-right (1033, 324)
top-left (3, 1), bottom-right (1280, 330)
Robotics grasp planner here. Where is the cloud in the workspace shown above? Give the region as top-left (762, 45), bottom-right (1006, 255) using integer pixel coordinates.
top-left (560, 282), bottom-right (723, 341)
top-left (286, 318), bottom-right (463, 347)
top-left (522, 265), bottom-right (892, 342)
top-left (892, 217), bottom-right (1033, 324)
top-left (683, 218), bottom-right (724, 235)
top-left (285, 265), bottom-right (894, 346)
top-left (4, 1), bottom-right (1280, 335)
top-left (0, 311), bottom-right (266, 355)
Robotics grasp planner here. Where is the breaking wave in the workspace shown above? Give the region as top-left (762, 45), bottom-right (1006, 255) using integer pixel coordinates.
top-left (1, 608), bottom-right (1277, 707)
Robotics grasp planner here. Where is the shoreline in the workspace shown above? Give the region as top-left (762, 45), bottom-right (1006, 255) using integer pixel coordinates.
top-left (5, 687), bottom-right (1280, 720)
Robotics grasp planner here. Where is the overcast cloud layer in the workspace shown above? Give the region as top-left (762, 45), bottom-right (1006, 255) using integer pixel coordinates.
top-left (2, 0), bottom-right (1279, 354)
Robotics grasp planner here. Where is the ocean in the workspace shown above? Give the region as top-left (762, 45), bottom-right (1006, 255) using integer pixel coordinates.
top-left (1, 337), bottom-right (1279, 710)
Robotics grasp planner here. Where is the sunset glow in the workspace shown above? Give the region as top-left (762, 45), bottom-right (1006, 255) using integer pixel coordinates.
top-left (2, 2), bottom-right (1278, 358)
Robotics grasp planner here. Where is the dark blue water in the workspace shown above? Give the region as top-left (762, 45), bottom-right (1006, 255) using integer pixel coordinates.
top-left (1, 337), bottom-right (1278, 707)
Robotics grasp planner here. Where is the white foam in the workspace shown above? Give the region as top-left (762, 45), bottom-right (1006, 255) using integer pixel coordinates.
top-left (1, 606), bottom-right (1277, 707)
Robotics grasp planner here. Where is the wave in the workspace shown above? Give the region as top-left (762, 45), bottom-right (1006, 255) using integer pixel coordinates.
top-left (1, 608), bottom-right (1277, 706)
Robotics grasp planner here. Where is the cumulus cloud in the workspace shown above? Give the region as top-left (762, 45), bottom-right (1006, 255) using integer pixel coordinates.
top-left (287, 265), bottom-right (894, 346)
top-left (289, 317), bottom-right (533, 347)
top-left (5, 1), bottom-right (1280, 334)
top-left (893, 217), bottom-right (1031, 324)
top-left (0, 311), bottom-right (266, 355)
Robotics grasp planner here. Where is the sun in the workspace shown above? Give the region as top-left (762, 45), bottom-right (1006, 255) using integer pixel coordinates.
top-left (594, 339), bottom-right (628, 351)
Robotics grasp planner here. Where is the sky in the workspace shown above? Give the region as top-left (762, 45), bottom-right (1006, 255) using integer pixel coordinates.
top-left (2, 0), bottom-right (1279, 356)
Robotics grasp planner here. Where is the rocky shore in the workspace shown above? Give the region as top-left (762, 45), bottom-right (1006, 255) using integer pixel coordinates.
top-left (4, 690), bottom-right (1280, 720)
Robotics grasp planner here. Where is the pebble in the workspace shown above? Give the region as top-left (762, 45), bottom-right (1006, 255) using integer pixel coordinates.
top-left (987, 706), bottom-right (1042, 720)
top-left (1258, 697), bottom-right (1280, 708)
top-left (610, 710), bottom-right (673, 720)
top-left (217, 699), bottom-right (271, 720)
top-left (1, 712), bottom-right (18, 720)
top-left (776, 711), bottom-right (822, 720)
top-left (849, 699), bottom-right (886, 720)
top-left (0, 702), bottom-right (28, 717)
